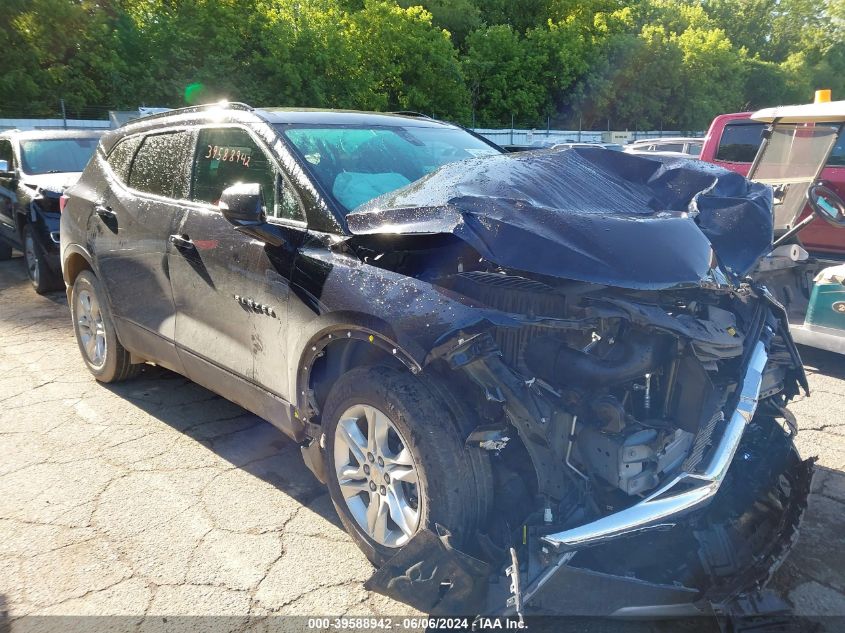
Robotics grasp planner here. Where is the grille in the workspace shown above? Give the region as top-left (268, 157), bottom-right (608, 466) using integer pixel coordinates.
top-left (451, 272), bottom-right (569, 371)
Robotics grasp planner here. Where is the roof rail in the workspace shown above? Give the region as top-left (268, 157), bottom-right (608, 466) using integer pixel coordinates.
top-left (133, 101), bottom-right (254, 124)
top-left (390, 111), bottom-right (433, 119)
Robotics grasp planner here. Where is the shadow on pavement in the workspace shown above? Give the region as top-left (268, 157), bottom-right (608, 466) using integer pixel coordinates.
top-left (799, 345), bottom-right (845, 380)
top-left (101, 363), bottom-right (343, 531)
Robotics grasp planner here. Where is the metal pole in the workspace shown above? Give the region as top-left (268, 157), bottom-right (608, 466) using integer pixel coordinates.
top-left (547, 116), bottom-right (550, 136)
top-left (60, 99), bottom-right (67, 129)
top-left (578, 117), bottom-right (582, 142)
top-left (510, 114), bottom-right (514, 145)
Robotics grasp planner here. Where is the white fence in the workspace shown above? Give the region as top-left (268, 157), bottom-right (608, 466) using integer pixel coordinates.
top-left (473, 128), bottom-right (705, 146)
top-left (0, 118), bottom-right (111, 132)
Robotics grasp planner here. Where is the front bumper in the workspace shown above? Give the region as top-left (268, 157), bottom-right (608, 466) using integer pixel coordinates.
top-left (519, 431), bottom-right (813, 616)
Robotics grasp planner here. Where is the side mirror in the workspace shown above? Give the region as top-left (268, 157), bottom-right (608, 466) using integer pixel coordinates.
top-left (219, 183), bottom-right (265, 225)
top-left (218, 182), bottom-right (285, 247)
top-left (0, 159), bottom-right (12, 176)
top-left (808, 184), bottom-right (845, 229)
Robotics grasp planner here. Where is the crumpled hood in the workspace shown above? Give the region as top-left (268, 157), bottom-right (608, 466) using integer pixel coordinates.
top-left (22, 172), bottom-right (82, 195)
top-left (346, 149), bottom-right (774, 290)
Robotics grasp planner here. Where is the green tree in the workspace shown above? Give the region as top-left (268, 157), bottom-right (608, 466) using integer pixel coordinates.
top-left (463, 25), bottom-right (548, 125)
top-left (397, 0), bottom-right (482, 44)
top-left (343, 1), bottom-right (470, 117)
top-left (0, 0), bottom-right (123, 116)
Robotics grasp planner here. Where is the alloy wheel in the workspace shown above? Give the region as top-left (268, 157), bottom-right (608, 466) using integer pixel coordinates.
top-left (333, 404), bottom-right (422, 548)
top-left (75, 289), bottom-right (107, 368)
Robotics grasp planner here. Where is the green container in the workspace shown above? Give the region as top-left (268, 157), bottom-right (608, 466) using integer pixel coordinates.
top-left (806, 280), bottom-right (845, 331)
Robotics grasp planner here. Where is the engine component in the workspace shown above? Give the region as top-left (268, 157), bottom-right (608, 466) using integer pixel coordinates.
top-left (590, 395), bottom-right (627, 433)
top-left (524, 332), bottom-right (669, 388)
top-left (576, 425), bottom-right (695, 496)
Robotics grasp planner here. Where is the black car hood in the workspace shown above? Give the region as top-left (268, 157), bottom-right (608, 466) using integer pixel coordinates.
top-left (21, 172), bottom-right (82, 196)
top-left (346, 148), bottom-right (773, 290)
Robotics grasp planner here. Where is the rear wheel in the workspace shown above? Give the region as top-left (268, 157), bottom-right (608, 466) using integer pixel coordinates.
top-left (71, 270), bottom-right (140, 383)
top-left (322, 365), bottom-right (490, 566)
top-left (22, 224), bottom-right (60, 293)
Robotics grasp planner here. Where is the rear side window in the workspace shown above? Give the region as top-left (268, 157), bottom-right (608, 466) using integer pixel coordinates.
top-left (106, 136), bottom-right (142, 183)
top-left (128, 131), bottom-right (192, 199)
top-left (715, 121), bottom-right (765, 163)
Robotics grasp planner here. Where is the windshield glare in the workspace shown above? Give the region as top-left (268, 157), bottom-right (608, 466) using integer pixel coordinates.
top-left (279, 125), bottom-right (500, 213)
top-left (754, 123), bottom-right (839, 184)
top-left (20, 138), bottom-right (100, 175)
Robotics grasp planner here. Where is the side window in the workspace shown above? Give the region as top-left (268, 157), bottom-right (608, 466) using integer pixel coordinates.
top-left (715, 122), bottom-right (765, 163)
top-left (0, 140), bottom-right (13, 168)
top-left (128, 131), bottom-right (192, 199)
top-left (278, 178), bottom-right (305, 222)
top-left (106, 136), bottom-right (142, 183)
top-left (827, 133), bottom-right (845, 167)
top-left (192, 128), bottom-right (275, 210)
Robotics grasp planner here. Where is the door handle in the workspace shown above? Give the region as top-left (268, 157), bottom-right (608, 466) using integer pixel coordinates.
top-left (94, 204), bottom-right (116, 220)
top-left (169, 234), bottom-right (194, 250)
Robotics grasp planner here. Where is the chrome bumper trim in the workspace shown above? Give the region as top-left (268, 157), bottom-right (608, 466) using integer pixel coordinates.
top-left (542, 341), bottom-right (768, 551)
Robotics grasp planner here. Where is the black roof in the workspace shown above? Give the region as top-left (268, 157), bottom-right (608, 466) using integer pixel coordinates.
top-left (258, 108), bottom-right (451, 128)
top-left (118, 102), bottom-right (454, 130)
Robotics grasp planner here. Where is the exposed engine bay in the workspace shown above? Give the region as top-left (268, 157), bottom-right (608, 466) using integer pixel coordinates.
top-left (335, 149), bottom-right (815, 617)
top-left (339, 233), bottom-right (814, 618)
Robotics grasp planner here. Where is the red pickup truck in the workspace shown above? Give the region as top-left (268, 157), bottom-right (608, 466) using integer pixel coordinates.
top-left (701, 111), bottom-right (845, 255)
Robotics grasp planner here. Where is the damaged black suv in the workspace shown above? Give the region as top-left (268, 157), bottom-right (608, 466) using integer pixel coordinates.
top-left (62, 102), bottom-right (813, 617)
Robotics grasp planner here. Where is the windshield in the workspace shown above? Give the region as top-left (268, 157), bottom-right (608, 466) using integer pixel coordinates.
top-left (20, 137), bottom-right (100, 175)
top-left (279, 125), bottom-right (500, 213)
top-left (749, 122), bottom-right (840, 229)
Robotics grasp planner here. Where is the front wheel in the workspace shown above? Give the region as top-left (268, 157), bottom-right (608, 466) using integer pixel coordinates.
top-left (71, 270), bottom-right (140, 383)
top-left (23, 224), bottom-right (60, 293)
top-left (0, 240), bottom-right (11, 260)
top-left (322, 365), bottom-right (490, 566)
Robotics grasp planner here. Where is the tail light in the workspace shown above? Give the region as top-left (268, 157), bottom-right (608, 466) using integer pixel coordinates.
top-left (59, 193), bottom-right (69, 213)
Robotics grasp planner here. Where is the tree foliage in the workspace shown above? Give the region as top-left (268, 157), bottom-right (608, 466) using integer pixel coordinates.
top-left (1, 0), bottom-right (843, 129)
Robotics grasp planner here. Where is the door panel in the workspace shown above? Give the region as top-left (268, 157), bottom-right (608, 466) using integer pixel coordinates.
top-left (92, 130), bottom-right (193, 370)
top-left (172, 125), bottom-right (300, 397)
top-left (249, 225), bottom-right (303, 400)
top-left (169, 207), bottom-right (266, 380)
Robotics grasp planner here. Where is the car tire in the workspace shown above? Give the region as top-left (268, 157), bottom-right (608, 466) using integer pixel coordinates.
top-left (0, 240), bottom-right (12, 260)
top-left (22, 224), bottom-right (61, 293)
top-left (71, 270), bottom-right (141, 383)
top-left (322, 364), bottom-right (491, 567)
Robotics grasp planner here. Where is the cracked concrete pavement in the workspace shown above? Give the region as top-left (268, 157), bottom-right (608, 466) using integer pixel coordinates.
top-left (1, 254), bottom-right (844, 627)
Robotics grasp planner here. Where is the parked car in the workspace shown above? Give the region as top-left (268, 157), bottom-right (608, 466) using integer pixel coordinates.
top-left (553, 141), bottom-right (624, 151)
top-left (625, 136), bottom-right (703, 157)
top-left (62, 103), bottom-right (811, 616)
top-left (701, 111), bottom-right (845, 256)
top-left (0, 129), bottom-right (103, 292)
top-left (702, 102), bottom-right (845, 353)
